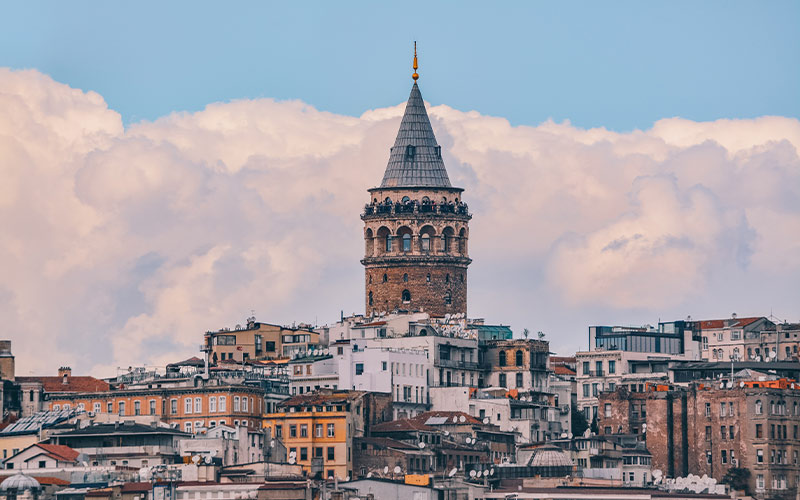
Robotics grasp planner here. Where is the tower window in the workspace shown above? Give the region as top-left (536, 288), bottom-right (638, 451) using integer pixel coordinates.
top-left (435, 146), bottom-right (442, 159)
top-left (421, 233), bottom-right (430, 251)
top-left (385, 235), bottom-right (392, 252)
top-left (402, 233), bottom-right (411, 252)
top-left (369, 275), bottom-right (372, 284)
top-left (406, 145), bottom-right (416, 159)
top-left (444, 291), bottom-right (452, 305)
top-left (403, 273), bottom-right (408, 282)
top-left (460, 274), bottom-right (464, 282)
top-left (426, 273), bottom-right (431, 283)
top-left (402, 290), bottom-right (411, 303)
top-left (445, 274), bottom-right (450, 283)
top-left (368, 292), bottom-right (373, 306)
top-left (382, 273), bottom-right (388, 283)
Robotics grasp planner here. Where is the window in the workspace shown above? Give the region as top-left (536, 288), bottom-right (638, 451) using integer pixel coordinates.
top-left (133, 400), bottom-right (141, 415)
top-left (242, 397), bottom-right (248, 412)
top-left (402, 233), bottom-right (411, 252)
top-left (385, 234), bottom-right (392, 252)
top-left (327, 423), bottom-right (335, 437)
top-left (234, 396), bottom-right (240, 412)
top-left (403, 273), bottom-right (408, 282)
top-left (756, 424), bottom-right (763, 438)
top-left (93, 402), bottom-right (101, 413)
top-left (300, 424), bottom-right (308, 437)
top-left (355, 363), bottom-right (364, 375)
top-left (721, 426), bottom-right (727, 440)
top-left (426, 273), bottom-right (431, 282)
top-left (515, 373), bottom-right (523, 388)
top-left (595, 361), bottom-right (603, 375)
top-left (756, 474), bottom-right (764, 491)
top-left (705, 426), bottom-right (711, 441)
top-left (608, 360), bottom-right (616, 374)
top-left (194, 397), bottom-right (202, 413)
top-left (705, 403), bottom-right (711, 417)
top-left (219, 396), bottom-right (227, 412)
top-left (583, 384), bottom-right (590, 397)
top-left (592, 383), bottom-right (599, 397)
top-left (118, 401), bottom-right (125, 415)
top-left (184, 422), bottom-right (192, 433)
top-left (314, 447), bottom-right (322, 458)
top-left (401, 289), bottom-right (411, 302)
top-left (721, 450), bottom-right (727, 464)
top-left (275, 425), bottom-right (282, 438)
top-left (499, 351), bottom-right (507, 366)
top-left (515, 350), bottom-right (523, 367)
top-left (605, 403), bottom-right (612, 417)
top-left (421, 234), bottom-right (430, 251)
top-left (406, 144), bottom-right (416, 158)
top-left (499, 373), bottom-right (507, 387)
top-left (720, 402), bottom-right (726, 417)
top-left (290, 425), bottom-right (297, 438)
top-left (185, 398), bottom-right (193, 414)
top-left (444, 291), bottom-right (451, 305)
top-left (209, 397), bottom-right (217, 412)
top-left (327, 447), bottom-right (335, 461)
top-left (757, 449), bottom-right (763, 463)
top-left (755, 400), bottom-right (762, 414)
top-left (729, 426), bottom-right (734, 440)
top-left (300, 448), bottom-right (308, 461)
top-left (315, 424), bottom-right (323, 437)
top-left (171, 399), bottom-right (177, 414)
top-left (149, 400), bottom-right (156, 415)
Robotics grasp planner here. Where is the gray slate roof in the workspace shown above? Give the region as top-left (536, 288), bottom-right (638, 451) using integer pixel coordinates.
top-left (380, 83), bottom-right (452, 188)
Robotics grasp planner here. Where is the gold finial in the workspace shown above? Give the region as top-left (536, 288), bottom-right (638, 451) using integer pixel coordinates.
top-left (412, 41), bottom-right (419, 81)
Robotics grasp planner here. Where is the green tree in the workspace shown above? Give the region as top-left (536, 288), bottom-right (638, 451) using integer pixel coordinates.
top-left (571, 407), bottom-right (589, 436)
top-left (721, 467), bottom-right (750, 495)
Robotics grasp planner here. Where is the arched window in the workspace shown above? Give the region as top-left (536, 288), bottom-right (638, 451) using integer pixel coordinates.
top-left (516, 373), bottom-right (523, 388)
top-left (421, 233), bottom-right (430, 251)
top-left (385, 234), bottom-right (392, 252)
top-left (401, 196), bottom-right (410, 203)
top-left (365, 228), bottom-right (374, 256)
top-left (403, 273), bottom-right (408, 282)
top-left (401, 290), bottom-right (411, 303)
top-left (368, 292), bottom-right (373, 306)
top-left (499, 351), bottom-right (507, 367)
top-left (755, 400), bottom-right (762, 415)
top-left (402, 233), bottom-right (411, 252)
top-left (515, 350), bottom-right (523, 367)
top-left (382, 273), bottom-right (388, 283)
top-left (458, 228), bottom-right (467, 254)
top-left (444, 291), bottom-right (452, 305)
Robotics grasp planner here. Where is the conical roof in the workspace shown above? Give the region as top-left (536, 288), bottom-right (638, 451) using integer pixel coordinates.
top-left (379, 83), bottom-right (452, 188)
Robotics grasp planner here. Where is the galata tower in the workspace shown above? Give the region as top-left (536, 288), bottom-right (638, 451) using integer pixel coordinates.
top-left (361, 45), bottom-right (471, 317)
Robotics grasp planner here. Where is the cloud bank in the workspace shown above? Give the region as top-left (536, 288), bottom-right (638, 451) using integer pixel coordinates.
top-left (1, 68), bottom-right (798, 375)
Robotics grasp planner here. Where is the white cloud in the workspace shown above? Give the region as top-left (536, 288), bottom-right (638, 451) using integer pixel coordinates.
top-left (1, 68), bottom-right (798, 374)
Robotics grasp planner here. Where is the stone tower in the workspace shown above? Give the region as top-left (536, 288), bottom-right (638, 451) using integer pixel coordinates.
top-left (361, 50), bottom-right (471, 317)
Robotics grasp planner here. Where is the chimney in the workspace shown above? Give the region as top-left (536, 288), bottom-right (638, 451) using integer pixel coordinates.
top-left (59, 366), bottom-right (72, 384)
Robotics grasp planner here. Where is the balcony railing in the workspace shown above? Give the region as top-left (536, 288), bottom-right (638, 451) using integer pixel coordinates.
top-left (363, 200), bottom-right (470, 218)
top-left (437, 359), bottom-right (481, 370)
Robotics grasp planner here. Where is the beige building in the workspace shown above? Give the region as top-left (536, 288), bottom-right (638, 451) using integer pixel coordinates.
top-left (204, 316), bottom-right (320, 363)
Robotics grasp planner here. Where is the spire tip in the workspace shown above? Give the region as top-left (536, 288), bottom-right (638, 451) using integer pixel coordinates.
top-left (412, 41), bottom-right (419, 81)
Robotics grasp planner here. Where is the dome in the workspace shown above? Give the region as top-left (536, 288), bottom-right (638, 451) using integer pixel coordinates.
top-left (528, 444), bottom-right (573, 477)
top-left (1, 472), bottom-right (41, 492)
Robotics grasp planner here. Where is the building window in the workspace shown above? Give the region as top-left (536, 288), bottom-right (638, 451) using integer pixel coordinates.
top-left (421, 234), bottom-right (430, 251)
top-left (515, 373), bottom-right (523, 388)
top-left (327, 447), bottom-right (335, 461)
top-left (583, 384), bottom-right (590, 397)
top-left (184, 422), bottom-right (192, 433)
top-left (171, 399), bottom-right (177, 414)
top-left (185, 398), bottom-right (193, 414)
top-left (402, 233), bottom-right (411, 252)
top-left (315, 424), bottom-right (323, 437)
top-left (582, 361), bottom-right (590, 375)
top-left (118, 402), bottom-right (125, 415)
top-left (756, 474), bottom-right (764, 491)
top-left (234, 396), bottom-right (241, 412)
top-left (327, 423), bottom-right (335, 438)
top-left (444, 291), bottom-right (452, 305)
top-left (209, 397), bottom-right (217, 412)
top-left (134, 401), bottom-right (141, 415)
top-left (93, 402), bottom-right (101, 413)
top-left (499, 373), bottom-right (507, 387)
top-left (705, 403), bottom-right (711, 417)
top-left (300, 424), bottom-right (308, 438)
top-left (149, 400), bottom-right (156, 415)
top-left (290, 425), bottom-right (297, 438)
top-left (608, 360), bottom-right (616, 374)
top-left (403, 273), bottom-right (408, 282)
top-left (368, 292), bottom-right (373, 306)
top-left (219, 396), bottom-right (227, 412)
top-left (757, 449), bottom-right (763, 463)
top-left (300, 448), bottom-right (308, 461)
top-left (499, 351), bottom-right (507, 366)
top-left (592, 383), bottom-right (599, 397)
top-left (401, 289), bottom-right (411, 302)
top-left (355, 363), bottom-right (364, 375)
top-left (194, 397), bottom-right (202, 413)
top-left (406, 145), bottom-right (416, 159)
top-left (755, 400), bottom-right (762, 414)
top-left (385, 236), bottom-right (392, 252)
top-left (426, 273), bottom-right (431, 282)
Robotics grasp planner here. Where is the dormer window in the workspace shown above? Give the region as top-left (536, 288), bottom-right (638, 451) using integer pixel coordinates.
top-left (435, 146), bottom-right (442, 159)
top-left (406, 145), bottom-right (416, 159)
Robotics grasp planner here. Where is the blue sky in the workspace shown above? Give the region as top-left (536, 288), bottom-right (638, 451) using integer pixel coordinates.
top-left (2, 1), bottom-right (798, 130)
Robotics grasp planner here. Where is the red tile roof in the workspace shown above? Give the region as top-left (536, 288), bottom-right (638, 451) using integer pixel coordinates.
top-left (696, 317), bottom-right (764, 330)
top-left (36, 444), bottom-right (80, 462)
top-left (16, 376), bottom-right (109, 393)
top-left (0, 476), bottom-right (70, 486)
top-left (554, 366), bottom-right (576, 376)
top-left (121, 482), bottom-right (153, 493)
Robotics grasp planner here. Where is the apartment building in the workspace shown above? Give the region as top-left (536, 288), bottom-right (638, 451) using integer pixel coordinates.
top-left (44, 380), bottom-right (265, 434)
top-left (698, 315), bottom-right (773, 362)
top-left (482, 339), bottom-right (549, 393)
top-left (204, 316), bottom-right (320, 363)
top-left (262, 390), bottom-right (392, 480)
top-left (598, 380), bottom-right (800, 500)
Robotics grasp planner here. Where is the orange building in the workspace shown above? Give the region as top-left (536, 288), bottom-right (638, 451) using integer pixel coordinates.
top-left (46, 382), bottom-right (264, 434)
top-left (204, 317), bottom-right (320, 363)
top-left (262, 390), bottom-right (392, 480)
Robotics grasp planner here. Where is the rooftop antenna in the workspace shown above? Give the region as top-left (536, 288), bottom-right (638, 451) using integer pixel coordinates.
top-left (412, 41), bottom-right (419, 82)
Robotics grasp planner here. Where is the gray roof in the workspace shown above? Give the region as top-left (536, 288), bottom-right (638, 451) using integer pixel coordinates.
top-left (0, 409), bottom-right (75, 435)
top-left (379, 83), bottom-right (452, 189)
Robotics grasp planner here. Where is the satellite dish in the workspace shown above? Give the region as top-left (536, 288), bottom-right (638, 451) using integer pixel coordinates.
top-left (739, 381), bottom-right (745, 388)
top-left (209, 450), bottom-right (217, 457)
top-left (345, 475), bottom-right (350, 481)
top-left (483, 470), bottom-right (490, 477)
top-left (191, 455), bottom-right (200, 464)
top-left (567, 433), bottom-right (573, 439)
top-left (449, 468), bottom-right (458, 477)
top-left (289, 451), bottom-right (297, 458)
top-left (719, 382), bottom-right (724, 388)
top-left (469, 470), bottom-right (477, 478)
top-left (418, 441), bottom-right (426, 449)
top-left (642, 423), bottom-right (647, 431)
top-left (459, 415), bottom-right (466, 423)
top-left (270, 440), bottom-right (275, 448)
top-left (453, 416), bottom-right (459, 423)
top-left (482, 418), bottom-right (489, 424)
top-left (393, 466), bottom-right (401, 474)
top-left (490, 468), bottom-right (495, 476)
top-left (444, 430), bottom-right (450, 436)
top-left (367, 472), bottom-right (373, 478)
top-left (288, 458), bottom-right (296, 465)
top-left (383, 466), bottom-right (389, 474)
top-left (204, 456), bottom-right (213, 464)
top-left (560, 432), bottom-right (568, 438)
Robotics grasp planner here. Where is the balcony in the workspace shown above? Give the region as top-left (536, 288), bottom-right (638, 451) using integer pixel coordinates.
top-left (437, 359), bottom-right (480, 370)
top-left (363, 200), bottom-right (471, 219)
